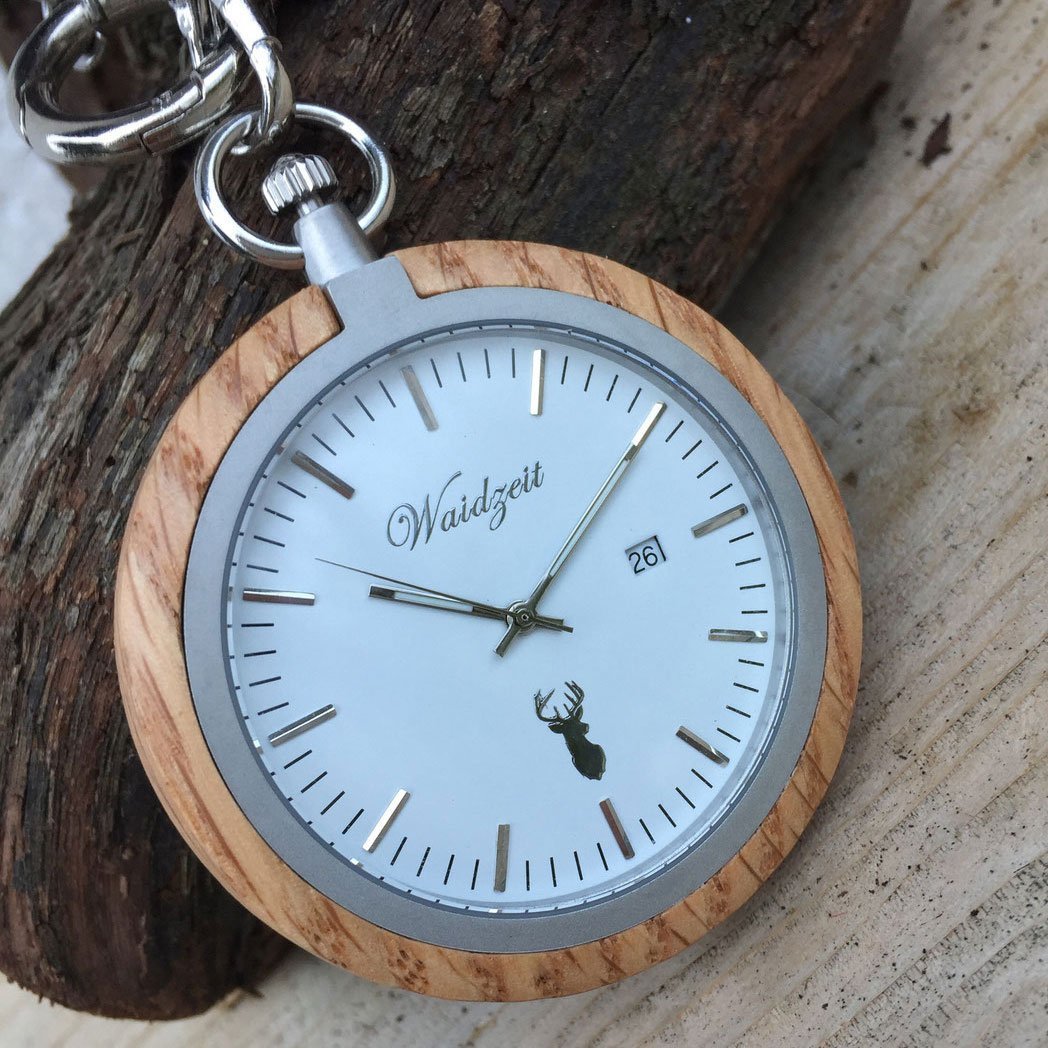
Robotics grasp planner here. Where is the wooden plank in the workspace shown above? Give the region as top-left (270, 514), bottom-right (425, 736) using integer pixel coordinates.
top-left (0, 0), bottom-right (1044, 1041)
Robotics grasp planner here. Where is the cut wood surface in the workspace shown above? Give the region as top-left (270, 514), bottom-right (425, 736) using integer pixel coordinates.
top-left (2, 0), bottom-right (1044, 1042)
top-left (0, 0), bottom-right (910, 1020)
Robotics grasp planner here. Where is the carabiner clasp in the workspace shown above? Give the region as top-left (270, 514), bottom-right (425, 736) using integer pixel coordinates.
top-left (7, 0), bottom-right (288, 166)
top-left (210, 0), bottom-right (293, 154)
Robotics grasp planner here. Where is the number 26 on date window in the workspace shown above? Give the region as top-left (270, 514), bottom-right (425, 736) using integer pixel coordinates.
top-left (626, 535), bottom-right (667, 575)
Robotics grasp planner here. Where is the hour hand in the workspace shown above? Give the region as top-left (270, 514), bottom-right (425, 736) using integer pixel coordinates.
top-left (368, 585), bottom-right (569, 631)
top-left (316, 558), bottom-right (572, 635)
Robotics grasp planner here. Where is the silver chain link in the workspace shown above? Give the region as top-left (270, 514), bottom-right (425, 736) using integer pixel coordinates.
top-left (195, 102), bottom-right (395, 269)
top-left (39, 1), bottom-right (106, 72)
top-left (9, 0), bottom-right (291, 165)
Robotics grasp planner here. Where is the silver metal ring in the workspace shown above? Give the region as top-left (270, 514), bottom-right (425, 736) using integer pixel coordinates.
top-left (39, 0), bottom-right (105, 73)
top-left (9, 0), bottom-right (244, 165)
top-left (194, 102), bottom-right (396, 269)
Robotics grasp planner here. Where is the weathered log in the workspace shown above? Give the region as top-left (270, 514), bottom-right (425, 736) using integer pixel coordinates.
top-left (0, 0), bottom-right (909, 1020)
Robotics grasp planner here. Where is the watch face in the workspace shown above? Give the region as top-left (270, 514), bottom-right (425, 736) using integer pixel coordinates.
top-left (184, 269), bottom-right (826, 952)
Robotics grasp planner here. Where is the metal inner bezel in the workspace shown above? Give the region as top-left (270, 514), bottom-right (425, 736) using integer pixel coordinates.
top-left (183, 260), bottom-right (827, 953)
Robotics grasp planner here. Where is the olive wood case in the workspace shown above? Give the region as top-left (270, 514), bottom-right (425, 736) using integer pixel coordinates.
top-left (114, 240), bottom-right (861, 1001)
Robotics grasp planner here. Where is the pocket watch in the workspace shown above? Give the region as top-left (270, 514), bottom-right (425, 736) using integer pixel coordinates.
top-left (11, 0), bottom-right (860, 1003)
top-left (114, 143), bottom-right (860, 1000)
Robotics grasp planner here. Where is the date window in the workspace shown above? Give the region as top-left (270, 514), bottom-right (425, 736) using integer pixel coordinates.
top-left (626, 535), bottom-right (667, 575)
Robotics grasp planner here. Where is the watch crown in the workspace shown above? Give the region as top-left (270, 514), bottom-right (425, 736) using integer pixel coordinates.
top-left (261, 153), bottom-right (341, 216)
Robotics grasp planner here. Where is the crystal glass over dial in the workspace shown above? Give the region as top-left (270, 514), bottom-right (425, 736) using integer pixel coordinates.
top-left (211, 320), bottom-right (798, 920)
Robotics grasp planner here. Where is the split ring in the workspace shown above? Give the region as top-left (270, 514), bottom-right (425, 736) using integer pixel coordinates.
top-left (194, 102), bottom-right (396, 269)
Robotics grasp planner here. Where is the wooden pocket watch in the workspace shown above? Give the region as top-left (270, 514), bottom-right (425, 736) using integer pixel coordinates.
top-left (115, 144), bottom-right (860, 999)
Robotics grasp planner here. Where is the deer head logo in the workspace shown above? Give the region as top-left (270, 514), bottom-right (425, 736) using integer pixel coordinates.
top-left (534, 681), bottom-right (606, 780)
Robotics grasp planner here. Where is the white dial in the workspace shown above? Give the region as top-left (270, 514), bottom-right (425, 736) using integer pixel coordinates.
top-left (219, 322), bottom-right (793, 917)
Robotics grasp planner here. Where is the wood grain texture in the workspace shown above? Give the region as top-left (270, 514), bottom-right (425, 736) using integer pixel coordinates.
top-left (115, 240), bottom-right (860, 1002)
top-left (0, 0), bottom-right (910, 1018)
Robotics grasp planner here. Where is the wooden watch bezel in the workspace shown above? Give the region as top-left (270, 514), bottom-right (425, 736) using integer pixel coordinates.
top-left (115, 240), bottom-right (861, 1001)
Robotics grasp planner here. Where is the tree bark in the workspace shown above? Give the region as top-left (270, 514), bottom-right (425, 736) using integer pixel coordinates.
top-left (0, 0), bottom-right (909, 1020)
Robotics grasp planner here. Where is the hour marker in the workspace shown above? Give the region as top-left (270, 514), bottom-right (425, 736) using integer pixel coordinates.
top-left (626, 402), bottom-right (666, 457)
top-left (267, 704), bottom-right (336, 746)
top-left (599, 798), bottom-right (635, 859)
top-left (494, 823), bottom-right (510, 892)
top-left (402, 365), bottom-right (438, 431)
top-left (362, 788), bottom-right (410, 852)
top-left (692, 503), bottom-right (748, 538)
top-left (709, 628), bottom-right (769, 643)
top-left (242, 589), bottom-right (316, 606)
top-left (291, 451), bottom-right (355, 500)
top-left (676, 725), bottom-right (730, 765)
top-left (530, 348), bottom-right (545, 415)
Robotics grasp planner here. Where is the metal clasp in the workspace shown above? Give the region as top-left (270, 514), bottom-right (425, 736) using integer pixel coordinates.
top-left (7, 0), bottom-right (291, 166)
top-left (39, 1), bottom-right (106, 72)
top-left (210, 0), bottom-right (292, 153)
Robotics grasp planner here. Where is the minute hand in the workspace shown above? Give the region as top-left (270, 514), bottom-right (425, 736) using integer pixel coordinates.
top-left (495, 401), bottom-right (665, 657)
